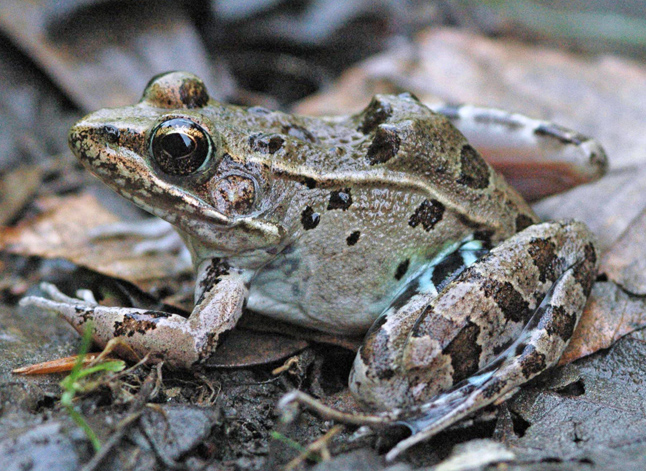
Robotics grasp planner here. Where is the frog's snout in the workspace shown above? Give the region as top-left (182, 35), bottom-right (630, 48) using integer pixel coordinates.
top-left (68, 121), bottom-right (91, 161)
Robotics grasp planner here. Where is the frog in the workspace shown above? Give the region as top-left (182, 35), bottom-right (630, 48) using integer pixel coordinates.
top-left (21, 71), bottom-right (606, 458)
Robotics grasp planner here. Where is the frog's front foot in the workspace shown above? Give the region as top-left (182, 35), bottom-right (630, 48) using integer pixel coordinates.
top-left (20, 283), bottom-right (199, 368)
top-left (20, 259), bottom-right (249, 369)
top-left (21, 282), bottom-right (97, 311)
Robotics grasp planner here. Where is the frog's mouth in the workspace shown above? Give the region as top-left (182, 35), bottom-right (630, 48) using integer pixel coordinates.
top-left (69, 118), bottom-right (284, 251)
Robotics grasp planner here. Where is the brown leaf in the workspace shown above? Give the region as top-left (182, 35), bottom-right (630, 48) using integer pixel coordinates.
top-left (206, 330), bottom-right (309, 368)
top-left (560, 282), bottom-right (646, 365)
top-left (0, 193), bottom-right (187, 285)
top-left (0, 165), bottom-right (44, 225)
top-left (0, 0), bottom-right (232, 110)
top-left (600, 207), bottom-right (646, 295)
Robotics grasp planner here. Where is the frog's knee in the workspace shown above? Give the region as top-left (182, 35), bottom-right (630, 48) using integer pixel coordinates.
top-left (348, 353), bottom-right (407, 411)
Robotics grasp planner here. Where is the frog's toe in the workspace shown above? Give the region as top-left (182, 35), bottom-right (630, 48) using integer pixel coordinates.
top-left (38, 282), bottom-right (81, 304)
top-left (75, 288), bottom-right (99, 305)
top-left (20, 283), bottom-right (98, 325)
top-left (20, 293), bottom-right (87, 320)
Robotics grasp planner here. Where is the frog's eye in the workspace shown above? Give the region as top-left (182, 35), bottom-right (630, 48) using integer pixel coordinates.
top-left (150, 118), bottom-right (213, 175)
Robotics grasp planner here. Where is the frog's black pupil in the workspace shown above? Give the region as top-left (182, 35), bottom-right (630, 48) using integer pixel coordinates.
top-left (161, 132), bottom-right (195, 158)
top-left (150, 118), bottom-right (212, 176)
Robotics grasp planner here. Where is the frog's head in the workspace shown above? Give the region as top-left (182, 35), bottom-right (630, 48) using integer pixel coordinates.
top-left (68, 71), bottom-right (286, 255)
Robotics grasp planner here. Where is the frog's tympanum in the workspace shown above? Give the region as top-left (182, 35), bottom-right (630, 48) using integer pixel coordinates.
top-left (23, 72), bottom-right (606, 458)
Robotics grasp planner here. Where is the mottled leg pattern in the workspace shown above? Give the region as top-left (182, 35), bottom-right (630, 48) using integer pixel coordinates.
top-left (350, 219), bottom-right (597, 459)
top-left (430, 104), bottom-right (608, 201)
top-left (20, 259), bottom-right (248, 369)
top-left (350, 238), bottom-right (490, 409)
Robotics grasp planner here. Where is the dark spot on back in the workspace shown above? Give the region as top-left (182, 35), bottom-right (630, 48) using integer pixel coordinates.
top-left (366, 124), bottom-right (401, 165)
top-left (539, 304), bottom-right (578, 342)
top-left (443, 321), bottom-right (482, 383)
top-left (303, 177), bottom-right (317, 189)
top-left (249, 133), bottom-right (284, 154)
top-left (395, 259), bottom-right (410, 280)
top-left (457, 145), bottom-right (490, 189)
top-left (519, 345), bottom-right (547, 379)
top-left (346, 231), bottom-right (361, 246)
top-left (527, 238), bottom-right (559, 283)
top-left (327, 188), bottom-right (353, 210)
top-left (409, 199), bottom-right (445, 231)
top-left (515, 214), bottom-right (535, 232)
top-left (301, 206), bottom-right (320, 230)
top-left (481, 279), bottom-right (533, 324)
top-left (358, 97), bottom-right (392, 134)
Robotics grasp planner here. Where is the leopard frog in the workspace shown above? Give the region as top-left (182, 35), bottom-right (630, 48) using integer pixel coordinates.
top-left (22, 71), bottom-right (605, 458)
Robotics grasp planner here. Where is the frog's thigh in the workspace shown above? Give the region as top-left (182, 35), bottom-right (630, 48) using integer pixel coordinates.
top-left (22, 259), bottom-right (248, 369)
top-left (350, 220), bottom-right (598, 411)
top-left (430, 104), bottom-right (607, 201)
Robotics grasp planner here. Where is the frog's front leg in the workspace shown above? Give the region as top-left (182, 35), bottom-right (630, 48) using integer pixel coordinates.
top-left (349, 220), bottom-right (597, 456)
top-left (20, 259), bottom-right (248, 369)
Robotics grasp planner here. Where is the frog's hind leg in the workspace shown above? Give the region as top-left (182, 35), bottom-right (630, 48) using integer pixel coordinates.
top-left (281, 221), bottom-right (598, 460)
top-left (381, 220), bottom-right (598, 460)
top-left (348, 237), bottom-right (491, 410)
top-left (430, 104), bottom-right (607, 201)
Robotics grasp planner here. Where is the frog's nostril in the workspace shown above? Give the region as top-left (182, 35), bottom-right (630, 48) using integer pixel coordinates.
top-left (101, 125), bottom-right (120, 144)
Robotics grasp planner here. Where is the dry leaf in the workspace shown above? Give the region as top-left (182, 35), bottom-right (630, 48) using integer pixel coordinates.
top-left (0, 193), bottom-right (187, 285)
top-left (0, 0), bottom-right (232, 110)
top-left (560, 282), bottom-right (646, 365)
top-left (206, 330), bottom-right (309, 368)
top-left (600, 207), bottom-right (646, 295)
top-left (0, 165), bottom-right (44, 225)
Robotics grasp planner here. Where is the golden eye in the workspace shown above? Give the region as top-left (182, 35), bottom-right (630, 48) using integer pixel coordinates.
top-left (150, 118), bottom-right (212, 175)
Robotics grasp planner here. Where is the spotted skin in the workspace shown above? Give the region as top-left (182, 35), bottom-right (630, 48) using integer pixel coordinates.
top-left (351, 220), bottom-right (597, 418)
top-left (20, 72), bottom-right (605, 455)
